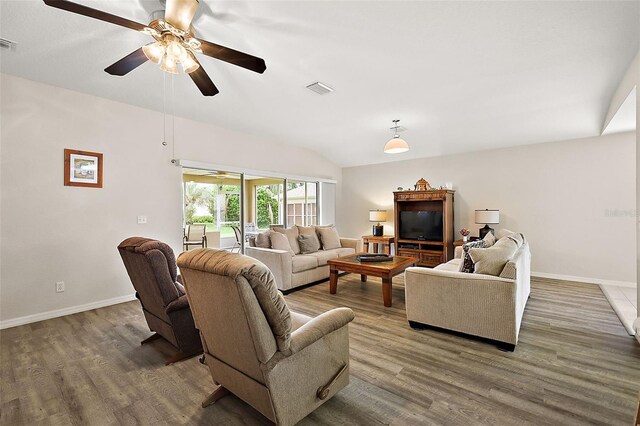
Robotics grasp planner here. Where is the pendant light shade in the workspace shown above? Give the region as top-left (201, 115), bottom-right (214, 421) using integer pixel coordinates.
top-left (384, 136), bottom-right (409, 154)
top-left (384, 119), bottom-right (410, 154)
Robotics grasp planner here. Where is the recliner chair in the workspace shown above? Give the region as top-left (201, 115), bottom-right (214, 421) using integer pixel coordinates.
top-left (177, 248), bottom-right (355, 426)
top-left (118, 237), bottom-right (202, 364)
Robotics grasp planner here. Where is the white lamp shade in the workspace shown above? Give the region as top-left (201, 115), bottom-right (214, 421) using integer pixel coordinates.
top-left (383, 137), bottom-right (409, 154)
top-left (475, 209), bottom-right (500, 224)
top-left (369, 210), bottom-right (387, 222)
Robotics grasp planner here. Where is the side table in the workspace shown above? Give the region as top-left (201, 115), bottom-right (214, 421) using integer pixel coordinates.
top-left (362, 235), bottom-right (395, 255)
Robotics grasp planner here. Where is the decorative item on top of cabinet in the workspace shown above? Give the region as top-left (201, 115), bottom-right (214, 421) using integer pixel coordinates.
top-left (414, 178), bottom-right (431, 191)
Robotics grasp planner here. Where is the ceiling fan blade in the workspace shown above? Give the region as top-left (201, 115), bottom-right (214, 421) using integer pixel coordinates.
top-left (198, 40), bottom-right (266, 74)
top-left (43, 0), bottom-right (147, 32)
top-left (188, 61), bottom-right (220, 96)
top-left (104, 48), bottom-right (149, 76)
top-left (165, 0), bottom-right (199, 32)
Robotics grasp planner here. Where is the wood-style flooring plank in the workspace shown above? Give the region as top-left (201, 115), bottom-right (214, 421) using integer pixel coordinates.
top-left (1, 276), bottom-right (638, 425)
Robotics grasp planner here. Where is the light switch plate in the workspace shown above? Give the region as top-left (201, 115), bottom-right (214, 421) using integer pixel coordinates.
top-left (137, 215), bottom-right (147, 224)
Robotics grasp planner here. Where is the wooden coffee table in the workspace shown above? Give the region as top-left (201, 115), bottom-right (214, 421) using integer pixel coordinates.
top-left (327, 254), bottom-right (418, 307)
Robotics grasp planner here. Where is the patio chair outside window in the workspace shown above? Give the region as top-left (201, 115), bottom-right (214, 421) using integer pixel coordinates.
top-left (184, 224), bottom-right (207, 251)
top-left (230, 225), bottom-right (242, 253)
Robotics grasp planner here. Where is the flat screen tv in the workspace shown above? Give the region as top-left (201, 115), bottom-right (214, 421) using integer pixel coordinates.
top-left (399, 211), bottom-right (443, 241)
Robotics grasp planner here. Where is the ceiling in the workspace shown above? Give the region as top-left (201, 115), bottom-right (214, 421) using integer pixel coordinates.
top-left (1, 1), bottom-right (638, 167)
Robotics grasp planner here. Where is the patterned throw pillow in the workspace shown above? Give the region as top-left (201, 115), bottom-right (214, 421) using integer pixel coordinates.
top-left (458, 239), bottom-right (489, 273)
top-left (483, 231), bottom-right (497, 247)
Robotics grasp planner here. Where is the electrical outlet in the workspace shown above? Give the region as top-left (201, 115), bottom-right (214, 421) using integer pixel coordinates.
top-left (55, 281), bottom-right (65, 293)
top-left (137, 215), bottom-right (147, 224)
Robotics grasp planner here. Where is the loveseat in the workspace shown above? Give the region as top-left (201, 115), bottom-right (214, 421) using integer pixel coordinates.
top-left (404, 231), bottom-right (531, 350)
top-left (246, 225), bottom-right (362, 292)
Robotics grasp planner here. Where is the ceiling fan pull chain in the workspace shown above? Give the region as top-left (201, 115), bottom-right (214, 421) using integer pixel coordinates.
top-left (163, 71), bottom-right (167, 147)
top-left (171, 73), bottom-right (176, 162)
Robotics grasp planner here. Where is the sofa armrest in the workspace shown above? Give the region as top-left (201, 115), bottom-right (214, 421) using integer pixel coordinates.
top-left (165, 294), bottom-right (190, 314)
top-left (340, 238), bottom-right (362, 252)
top-left (454, 246), bottom-right (463, 259)
top-left (405, 266), bottom-right (514, 283)
top-left (246, 247), bottom-right (293, 290)
top-left (289, 307), bottom-right (355, 354)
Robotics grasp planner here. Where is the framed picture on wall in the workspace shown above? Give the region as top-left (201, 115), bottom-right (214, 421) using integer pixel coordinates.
top-left (64, 149), bottom-right (103, 188)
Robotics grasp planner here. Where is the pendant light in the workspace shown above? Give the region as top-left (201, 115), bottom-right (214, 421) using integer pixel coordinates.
top-left (384, 119), bottom-right (409, 154)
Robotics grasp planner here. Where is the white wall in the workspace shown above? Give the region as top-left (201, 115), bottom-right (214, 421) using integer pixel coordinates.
top-left (338, 132), bottom-right (636, 284)
top-left (0, 74), bottom-right (341, 326)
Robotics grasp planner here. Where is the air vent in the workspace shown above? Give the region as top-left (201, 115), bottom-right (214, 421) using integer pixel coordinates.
top-left (0, 38), bottom-right (17, 51)
top-left (306, 82), bottom-right (334, 95)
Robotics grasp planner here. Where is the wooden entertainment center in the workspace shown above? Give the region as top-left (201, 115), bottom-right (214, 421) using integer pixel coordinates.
top-left (393, 189), bottom-right (455, 267)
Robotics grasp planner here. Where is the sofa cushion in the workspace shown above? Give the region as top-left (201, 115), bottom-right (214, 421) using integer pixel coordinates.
top-left (291, 255), bottom-right (318, 273)
top-left (470, 237), bottom-right (519, 276)
top-left (255, 230), bottom-right (272, 249)
top-left (298, 233), bottom-right (321, 254)
top-left (459, 239), bottom-right (489, 273)
top-left (270, 232), bottom-right (294, 255)
top-left (317, 226), bottom-right (342, 250)
top-left (507, 232), bottom-right (524, 247)
top-left (274, 227), bottom-right (301, 255)
top-left (335, 247), bottom-right (356, 257)
top-left (435, 258), bottom-right (462, 272)
top-left (308, 249), bottom-right (340, 266)
top-left (496, 228), bottom-right (515, 239)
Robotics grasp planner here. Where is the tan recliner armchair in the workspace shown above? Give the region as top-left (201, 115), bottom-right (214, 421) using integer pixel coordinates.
top-left (177, 248), bottom-right (355, 426)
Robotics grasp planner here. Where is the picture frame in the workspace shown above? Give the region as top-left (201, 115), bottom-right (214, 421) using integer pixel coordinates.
top-left (64, 149), bottom-right (103, 188)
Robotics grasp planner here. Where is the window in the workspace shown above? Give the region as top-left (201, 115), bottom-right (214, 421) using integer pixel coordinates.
top-left (286, 181), bottom-right (318, 227)
top-left (254, 181), bottom-right (284, 230)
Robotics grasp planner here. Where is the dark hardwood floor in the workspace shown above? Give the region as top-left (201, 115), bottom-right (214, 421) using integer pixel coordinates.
top-left (1, 275), bottom-right (638, 425)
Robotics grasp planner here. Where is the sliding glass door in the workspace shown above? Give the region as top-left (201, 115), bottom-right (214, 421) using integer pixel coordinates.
top-left (246, 177), bottom-right (285, 230)
top-left (182, 168), bottom-right (244, 251)
top-left (182, 167), bottom-right (323, 252)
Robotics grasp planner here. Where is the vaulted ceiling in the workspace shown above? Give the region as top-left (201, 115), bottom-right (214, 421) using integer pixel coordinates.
top-left (1, 1), bottom-right (638, 167)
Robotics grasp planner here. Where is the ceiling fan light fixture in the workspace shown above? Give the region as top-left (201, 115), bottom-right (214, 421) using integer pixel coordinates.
top-left (165, 39), bottom-right (187, 62)
top-left (142, 41), bottom-right (165, 64)
top-left (182, 51), bottom-right (200, 74)
top-left (159, 53), bottom-right (179, 74)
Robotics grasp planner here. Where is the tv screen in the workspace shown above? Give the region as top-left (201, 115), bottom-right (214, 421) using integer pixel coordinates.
top-left (400, 211), bottom-right (443, 241)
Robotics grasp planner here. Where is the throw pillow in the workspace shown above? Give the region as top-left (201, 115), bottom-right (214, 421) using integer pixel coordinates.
top-left (483, 231), bottom-right (496, 247)
top-left (317, 226), bottom-right (341, 250)
top-left (458, 239), bottom-right (489, 273)
top-left (270, 232), bottom-right (294, 255)
top-left (255, 230), bottom-right (272, 248)
top-left (298, 233), bottom-right (321, 254)
top-left (470, 237), bottom-right (518, 276)
top-left (274, 227), bottom-right (301, 254)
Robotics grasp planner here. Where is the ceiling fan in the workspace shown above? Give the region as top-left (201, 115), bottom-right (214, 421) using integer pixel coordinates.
top-left (42, 0), bottom-right (266, 96)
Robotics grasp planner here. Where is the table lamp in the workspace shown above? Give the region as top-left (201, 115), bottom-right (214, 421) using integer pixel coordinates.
top-left (369, 209), bottom-right (387, 236)
top-left (475, 209), bottom-right (499, 239)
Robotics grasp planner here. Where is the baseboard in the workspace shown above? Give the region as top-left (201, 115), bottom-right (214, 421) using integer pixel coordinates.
top-left (532, 272), bottom-right (636, 288)
top-left (0, 293), bottom-right (137, 330)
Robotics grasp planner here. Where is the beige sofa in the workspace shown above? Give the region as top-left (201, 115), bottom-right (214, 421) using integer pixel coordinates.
top-left (246, 228), bottom-right (362, 292)
top-left (404, 236), bottom-right (531, 351)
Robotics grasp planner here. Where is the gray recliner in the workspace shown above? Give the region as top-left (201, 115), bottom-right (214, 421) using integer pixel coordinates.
top-left (177, 248), bottom-right (354, 426)
top-left (118, 237), bottom-right (202, 364)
